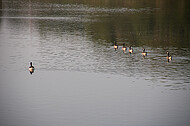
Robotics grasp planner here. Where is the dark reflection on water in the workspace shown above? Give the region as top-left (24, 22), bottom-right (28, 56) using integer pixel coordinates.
top-left (0, 0), bottom-right (190, 89)
top-left (5, 0), bottom-right (189, 47)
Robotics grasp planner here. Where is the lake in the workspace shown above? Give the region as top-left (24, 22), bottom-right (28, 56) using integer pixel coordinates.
top-left (0, 0), bottom-right (190, 126)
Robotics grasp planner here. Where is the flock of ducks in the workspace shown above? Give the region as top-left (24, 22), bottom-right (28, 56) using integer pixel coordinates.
top-left (114, 41), bottom-right (172, 59)
top-left (114, 42), bottom-right (135, 54)
top-left (28, 42), bottom-right (172, 74)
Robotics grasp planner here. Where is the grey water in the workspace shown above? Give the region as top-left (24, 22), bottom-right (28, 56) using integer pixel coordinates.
top-left (0, 0), bottom-right (190, 126)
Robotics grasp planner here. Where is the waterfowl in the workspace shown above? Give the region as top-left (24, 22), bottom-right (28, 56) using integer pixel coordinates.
top-left (142, 48), bottom-right (147, 57)
top-left (129, 46), bottom-right (133, 54)
top-left (29, 62), bottom-right (35, 74)
top-left (122, 43), bottom-right (127, 53)
top-left (114, 42), bottom-right (118, 51)
top-left (166, 52), bottom-right (172, 61)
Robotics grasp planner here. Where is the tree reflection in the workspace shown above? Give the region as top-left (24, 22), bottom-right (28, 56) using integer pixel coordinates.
top-left (3, 0), bottom-right (190, 48)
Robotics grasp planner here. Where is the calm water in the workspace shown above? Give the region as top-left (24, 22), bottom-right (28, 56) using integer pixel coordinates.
top-left (0, 0), bottom-right (190, 126)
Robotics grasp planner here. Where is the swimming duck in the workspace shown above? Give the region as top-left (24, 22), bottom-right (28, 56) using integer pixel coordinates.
top-left (29, 62), bottom-right (35, 74)
top-left (142, 48), bottom-right (147, 57)
top-left (114, 41), bottom-right (118, 51)
top-left (166, 52), bottom-right (172, 61)
top-left (129, 46), bottom-right (133, 54)
top-left (122, 43), bottom-right (127, 53)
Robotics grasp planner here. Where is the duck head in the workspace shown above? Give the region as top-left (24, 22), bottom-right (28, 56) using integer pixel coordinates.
top-left (143, 48), bottom-right (145, 52)
top-left (167, 51), bottom-right (170, 56)
top-left (30, 62), bottom-right (33, 66)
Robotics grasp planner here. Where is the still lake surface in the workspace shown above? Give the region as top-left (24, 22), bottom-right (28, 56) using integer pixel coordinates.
top-left (0, 0), bottom-right (190, 126)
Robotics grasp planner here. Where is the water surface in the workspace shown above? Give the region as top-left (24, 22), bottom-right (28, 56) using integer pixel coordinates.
top-left (0, 0), bottom-right (190, 126)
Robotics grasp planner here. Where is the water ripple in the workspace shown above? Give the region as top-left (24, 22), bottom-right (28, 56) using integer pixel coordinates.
top-left (1, 1), bottom-right (190, 91)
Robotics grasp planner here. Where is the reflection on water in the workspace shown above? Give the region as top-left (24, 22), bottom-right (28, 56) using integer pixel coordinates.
top-left (1, 0), bottom-right (190, 89)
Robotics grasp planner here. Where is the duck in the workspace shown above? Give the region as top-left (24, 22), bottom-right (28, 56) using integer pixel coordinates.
top-left (129, 46), bottom-right (133, 54)
top-left (114, 41), bottom-right (118, 51)
top-left (142, 48), bottom-right (147, 57)
top-left (29, 62), bottom-right (35, 74)
top-left (166, 52), bottom-right (172, 61)
top-left (122, 43), bottom-right (127, 53)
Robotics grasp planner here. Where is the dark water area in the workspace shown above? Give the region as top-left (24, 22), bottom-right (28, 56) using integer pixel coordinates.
top-left (0, 0), bottom-right (190, 126)
top-left (2, 0), bottom-right (190, 47)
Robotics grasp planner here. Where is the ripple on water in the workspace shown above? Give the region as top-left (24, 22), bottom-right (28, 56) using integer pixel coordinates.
top-left (1, 1), bottom-right (190, 90)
